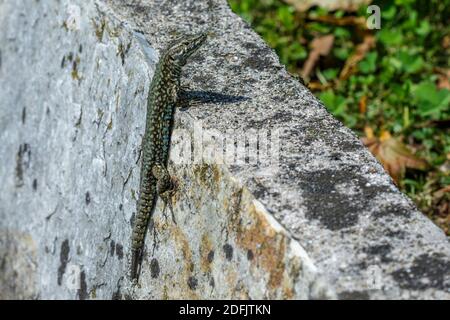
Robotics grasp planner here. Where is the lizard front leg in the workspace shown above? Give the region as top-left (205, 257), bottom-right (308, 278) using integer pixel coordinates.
top-left (152, 164), bottom-right (177, 224)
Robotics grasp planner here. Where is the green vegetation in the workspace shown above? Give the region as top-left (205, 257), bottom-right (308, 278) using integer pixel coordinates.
top-left (229, 0), bottom-right (450, 233)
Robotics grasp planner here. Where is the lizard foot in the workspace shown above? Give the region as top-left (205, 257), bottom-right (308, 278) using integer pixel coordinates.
top-left (152, 164), bottom-right (177, 225)
top-left (150, 219), bottom-right (160, 255)
top-left (160, 189), bottom-right (177, 225)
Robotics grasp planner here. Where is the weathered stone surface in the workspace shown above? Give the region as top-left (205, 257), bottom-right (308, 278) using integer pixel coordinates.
top-left (0, 0), bottom-right (449, 299)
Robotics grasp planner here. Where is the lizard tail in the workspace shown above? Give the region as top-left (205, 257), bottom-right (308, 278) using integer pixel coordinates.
top-left (130, 248), bottom-right (142, 281)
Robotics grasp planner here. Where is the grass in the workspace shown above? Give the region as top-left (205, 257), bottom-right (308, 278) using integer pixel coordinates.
top-left (228, 0), bottom-right (450, 234)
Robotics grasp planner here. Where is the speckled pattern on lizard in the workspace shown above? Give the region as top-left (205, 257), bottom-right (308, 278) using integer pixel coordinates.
top-left (130, 33), bottom-right (208, 281)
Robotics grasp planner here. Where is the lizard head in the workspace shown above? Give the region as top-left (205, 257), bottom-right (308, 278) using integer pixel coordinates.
top-left (167, 33), bottom-right (207, 66)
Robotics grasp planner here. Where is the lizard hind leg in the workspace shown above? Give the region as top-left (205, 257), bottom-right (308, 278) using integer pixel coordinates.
top-left (152, 164), bottom-right (177, 224)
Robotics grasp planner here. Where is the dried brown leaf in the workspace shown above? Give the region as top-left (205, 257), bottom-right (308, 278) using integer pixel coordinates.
top-left (301, 35), bottom-right (334, 79)
top-left (362, 133), bottom-right (427, 184)
top-left (308, 15), bottom-right (367, 27)
top-left (284, 0), bottom-right (371, 12)
top-left (306, 80), bottom-right (332, 91)
top-left (435, 68), bottom-right (450, 90)
top-left (359, 95), bottom-right (367, 114)
top-left (339, 34), bottom-right (375, 80)
top-left (442, 35), bottom-right (450, 49)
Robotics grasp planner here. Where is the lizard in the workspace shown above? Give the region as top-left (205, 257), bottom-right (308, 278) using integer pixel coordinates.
top-left (130, 33), bottom-right (208, 282)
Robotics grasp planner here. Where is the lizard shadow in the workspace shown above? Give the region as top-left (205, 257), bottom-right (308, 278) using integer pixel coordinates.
top-left (179, 90), bottom-right (250, 110)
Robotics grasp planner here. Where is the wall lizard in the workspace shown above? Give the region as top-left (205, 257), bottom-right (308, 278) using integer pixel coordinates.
top-left (130, 33), bottom-right (207, 281)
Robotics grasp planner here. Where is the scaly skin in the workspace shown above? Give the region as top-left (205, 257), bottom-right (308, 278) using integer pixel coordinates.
top-left (130, 33), bottom-right (207, 281)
